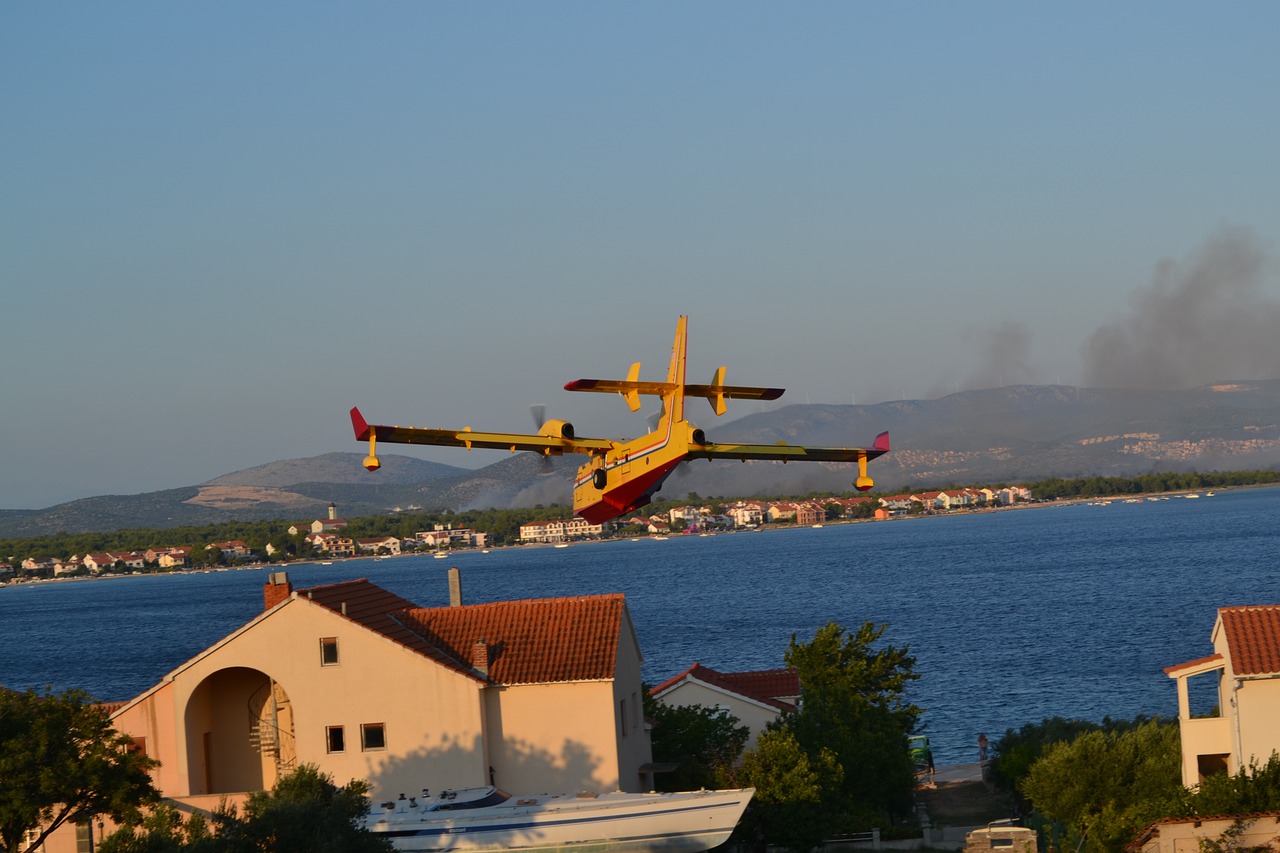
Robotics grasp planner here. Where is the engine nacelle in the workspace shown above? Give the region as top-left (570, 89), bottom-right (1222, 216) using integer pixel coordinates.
top-left (538, 419), bottom-right (575, 440)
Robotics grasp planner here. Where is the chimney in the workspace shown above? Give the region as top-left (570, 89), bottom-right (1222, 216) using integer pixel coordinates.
top-left (264, 571), bottom-right (292, 611)
top-left (448, 566), bottom-right (462, 607)
top-left (472, 638), bottom-right (489, 676)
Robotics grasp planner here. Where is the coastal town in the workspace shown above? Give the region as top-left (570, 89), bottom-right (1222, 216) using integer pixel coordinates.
top-left (2, 486), bottom-right (1034, 581)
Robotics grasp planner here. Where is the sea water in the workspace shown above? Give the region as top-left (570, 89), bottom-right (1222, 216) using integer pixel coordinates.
top-left (2, 487), bottom-right (1277, 764)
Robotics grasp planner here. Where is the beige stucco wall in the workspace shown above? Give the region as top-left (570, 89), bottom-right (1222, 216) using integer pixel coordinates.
top-left (1134, 816), bottom-right (1280, 852)
top-left (611, 611), bottom-right (652, 790)
top-left (486, 680), bottom-right (620, 792)
top-left (1172, 622), bottom-right (1280, 787)
top-left (112, 596), bottom-right (488, 804)
top-left (1235, 678), bottom-right (1280, 773)
top-left (483, 609), bottom-right (651, 794)
top-left (1176, 715), bottom-right (1233, 785)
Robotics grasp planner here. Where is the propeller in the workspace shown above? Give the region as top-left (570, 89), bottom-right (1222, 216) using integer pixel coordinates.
top-left (528, 405), bottom-right (553, 471)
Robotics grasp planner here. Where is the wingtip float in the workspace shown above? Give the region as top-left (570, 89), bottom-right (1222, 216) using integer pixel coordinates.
top-left (352, 317), bottom-right (889, 523)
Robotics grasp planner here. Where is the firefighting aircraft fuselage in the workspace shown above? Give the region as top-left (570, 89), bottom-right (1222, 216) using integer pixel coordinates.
top-left (350, 316), bottom-right (889, 524)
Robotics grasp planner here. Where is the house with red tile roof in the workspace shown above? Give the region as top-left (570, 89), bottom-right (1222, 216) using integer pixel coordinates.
top-left (104, 571), bottom-right (653, 826)
top-left (355, 536), bottom-right (400, 555)
top-left (208, 540), bottom-right (251, 559)
top-left (1127, 812), bottom-right (1280, 852)
top-left (650, 662), bottom-right (800, 749)
top-left (154, 547), bottom-right (191, 568)
top-left (766, 501), bottom-right (798, 522)
top-left (795, 503), bottom-right (823, 525)
top-left (82, 552), bottom-right (118, 573)
top-left (518, 518), bottom-right (606, 543)
top-left (1165, 605), bottom-right (1280, 787)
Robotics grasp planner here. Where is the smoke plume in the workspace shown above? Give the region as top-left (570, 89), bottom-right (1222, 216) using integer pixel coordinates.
top-left (1082, 227), bottom-right (1280, 389)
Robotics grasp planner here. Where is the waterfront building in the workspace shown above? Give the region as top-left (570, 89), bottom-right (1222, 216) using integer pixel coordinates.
top-left (1128, 813), bottom-right (1280, 852)
top-left (1164, 605), bottom-right (1280, 787)
top-left (103, 571), bottom-right (654, 816)
top-left (650, 662), bottom-right (799, 750)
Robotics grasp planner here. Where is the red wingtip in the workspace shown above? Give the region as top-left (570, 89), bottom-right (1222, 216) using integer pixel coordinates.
top-left (350, 406), bottom-right (370, 440)
top-left (873, 431), bottom-right (890, 452)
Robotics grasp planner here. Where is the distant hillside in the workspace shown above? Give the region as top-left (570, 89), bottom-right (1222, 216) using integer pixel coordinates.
top-left (204, 452), bottom-right (465, 487)
top-left (2, 381), bottom-right (1277, 537)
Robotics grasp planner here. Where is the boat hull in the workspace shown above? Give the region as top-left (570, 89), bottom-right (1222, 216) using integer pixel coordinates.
top-left (369, 788), bottom-right (753, 853)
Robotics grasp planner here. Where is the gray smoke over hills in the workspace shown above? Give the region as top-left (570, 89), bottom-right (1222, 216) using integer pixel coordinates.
top-left (1083, 227), bottom-right (1280, 390)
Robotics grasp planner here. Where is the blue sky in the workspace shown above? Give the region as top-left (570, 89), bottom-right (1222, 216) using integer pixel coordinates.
top-left (3, 3), bottom-right (1279, 510)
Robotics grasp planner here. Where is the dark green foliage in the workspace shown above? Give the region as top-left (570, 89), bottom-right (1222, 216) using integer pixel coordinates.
top-left (989, 715), bottom-right (1158, 804)
top-left (734, 729), bottom-right (844, 853)
top-left (642, 694), bottom-right (749, 792)
top-left (1181, 754), bottom-right (1280, 817)
top-left (99, 765), bottom-right (390, 853)
top-left (210, 764), bottom-right (388, 853)
top-left (1019, 719), bottom-right (1182, 853)
top-left (97, 803), bottom-right (215, 853)
top-left (729, 622), bottom-right (920, 850)
top-left (1029, 470), bottom-right (1279, 500)
top-left (0, 688), bottom-right (160, 853)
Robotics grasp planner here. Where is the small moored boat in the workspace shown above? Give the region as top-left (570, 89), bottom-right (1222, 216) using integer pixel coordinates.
top-left (368, 785), bottom-right (753, 853)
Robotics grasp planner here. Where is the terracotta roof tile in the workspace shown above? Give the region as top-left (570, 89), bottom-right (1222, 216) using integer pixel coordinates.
top-left (720, 669), bottom-right (800, 704)
top-left (1163, 653), bottom-right (1223, 676)
top-left (401, 595), bottom-right (624, 685)
top-left (1219, 605), bottom-right (1280, 675)
top-left (301, 580), bottom-right (624, 686)
top-left (302, 579), bottom-right (469, 674)
top-left (651, 662), bottom-right (798, 711)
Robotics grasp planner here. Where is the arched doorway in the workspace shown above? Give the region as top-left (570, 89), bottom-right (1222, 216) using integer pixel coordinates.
top-left (184, 667), bottom-right (296, 795)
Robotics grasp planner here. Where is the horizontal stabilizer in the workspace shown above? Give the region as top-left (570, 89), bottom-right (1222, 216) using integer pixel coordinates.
top-left (565, 379), bottom-right (784, 406)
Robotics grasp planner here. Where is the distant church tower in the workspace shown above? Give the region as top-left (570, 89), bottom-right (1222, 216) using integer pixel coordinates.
top-left (328, 502), bottom-right (337, 521)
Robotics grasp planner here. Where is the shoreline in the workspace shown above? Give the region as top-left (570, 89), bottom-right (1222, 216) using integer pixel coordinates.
top-left (0, 484), bottom-right (1260, 590)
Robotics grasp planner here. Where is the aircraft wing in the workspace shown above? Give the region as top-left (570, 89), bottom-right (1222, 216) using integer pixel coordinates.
top-left (350, 407), bottom-right (613, 456)
top-left (688, 431), bottom-right (891, 463)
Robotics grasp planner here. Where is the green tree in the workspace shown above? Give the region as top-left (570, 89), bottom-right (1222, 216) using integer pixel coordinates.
top-left (210, 764), bottom-right (389, 852)
top-left (1020, 719), bottom-right (1181, 852)
top-left (990, 716), bottom-right (1112, 804)
top-left (732, 728), bottom-right (844, 853)
top-left (97, 803), bottom-right (215, 853)
top-left (0, 688), bottom-right (160, 853)
top-left (784, 622), bottom-right (920, 830)
top-left (643, 695), bottom-right (749, 792)
top-left (726, 622), bottom-right (920, 848)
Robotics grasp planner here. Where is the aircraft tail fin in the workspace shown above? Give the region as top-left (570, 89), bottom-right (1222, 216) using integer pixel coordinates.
top-left (664, 316), bottom-right (688, 424)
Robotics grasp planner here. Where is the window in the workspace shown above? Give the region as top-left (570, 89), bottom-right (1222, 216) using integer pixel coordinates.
top-left (361, 723), bottom-right (386, 751)
top-left (129, 736), bottom-right (147, 756)
top-left (326, 726), bottom-right (345, 753)
top-left (619, 699), bottom-right (628, 738)
top-left (1198, 753), bottom-right (1230, 780)
top-left (320, 637), bottom-right (339, 666)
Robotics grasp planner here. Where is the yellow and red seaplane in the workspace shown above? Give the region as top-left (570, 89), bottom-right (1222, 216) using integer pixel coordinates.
top-left (350, 316), bottom-right (889, 524)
